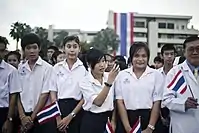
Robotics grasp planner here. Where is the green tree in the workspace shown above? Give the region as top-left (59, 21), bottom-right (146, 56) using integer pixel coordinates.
top-left (80, 41), bottom-right (91, 53)
top-left (35, 27), bottom-right (53, 58)
top-left (89, 28), bottom-right (119, 53)
top-left (53, 30), bottom-right (68, 48)
top-left (9, 22), bottom-right (32, 49)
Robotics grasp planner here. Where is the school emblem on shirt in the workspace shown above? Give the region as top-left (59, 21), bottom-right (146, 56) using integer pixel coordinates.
top-left (123, 78), bottom-right (130, 84)
top-left (57, 71), bottom-right (64, 77)
top-left (19, 67), bottom-right (26, 76)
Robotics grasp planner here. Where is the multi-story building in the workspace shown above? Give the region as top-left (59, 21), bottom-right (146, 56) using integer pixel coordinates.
top-left (47, 25), bottom-right (98, 43)
top-left (107, 10), bottom-right (199, 64)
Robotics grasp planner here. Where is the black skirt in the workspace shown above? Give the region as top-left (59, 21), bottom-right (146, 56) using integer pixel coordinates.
top-left (0, 107), bottom-right (8, 133)
top-left (80, 111), bottom-right (112, 133)
top-left (116, 109), bottom-right (162, 133)
top-left (58, 98), bottom-right (83, 133)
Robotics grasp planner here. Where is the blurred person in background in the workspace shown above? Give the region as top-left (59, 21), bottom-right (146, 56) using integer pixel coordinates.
top-left (5, 51), bottom-right (21, 69)
top-left (51, 51), bottom-right (65, 66)
top-left (154, 56), bottom-right (164, 69)
top-left (47, 46), bottom-right (59, 64)
top-left (105, 54), bottom-right (115, 72)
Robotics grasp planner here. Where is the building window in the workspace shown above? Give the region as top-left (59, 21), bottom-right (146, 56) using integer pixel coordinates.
top-left (167, 34), bottom-right (174, 39)
top-left (134, 21), bottom-right (145, 28)
top-left (158, 23), bottom-right (166, 28)
top-left (167, 23), bottom-right (174, 29)
top-left (181, 25), bottom-right (185, 29)
top-left (134, 33), bottom-right (146, 37)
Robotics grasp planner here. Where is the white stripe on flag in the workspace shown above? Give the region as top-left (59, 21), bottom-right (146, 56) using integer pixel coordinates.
top-left (168, 72), bottom-right (183, 90)
top-left (37, 103), bottom-right (57, 116)
top-left (177, 82), bottom-right (186, 93)
top-left (132, 122), bottom-right (141, 133)
top-left (126, 12), bottom-right (131, 57)
top-left (38, 111), bottom-right (60, 123)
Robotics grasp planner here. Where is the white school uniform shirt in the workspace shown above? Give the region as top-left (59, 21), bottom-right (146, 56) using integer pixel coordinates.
top-left (115, 66), bottom-right (164, 110)
top-left (79, 72), bottom-right (114, 113)
top-left (18, 57), bottom-right (52, 112)
top-left (162, 61), bottom-right (199, 133)
top-left (50, 59), bottom-right (87, 100)
top-left (0, 60), bottom-right (21, 107)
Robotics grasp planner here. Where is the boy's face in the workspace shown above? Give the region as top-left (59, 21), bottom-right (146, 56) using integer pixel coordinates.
top-left (24, 43), bottom-right (40, 61)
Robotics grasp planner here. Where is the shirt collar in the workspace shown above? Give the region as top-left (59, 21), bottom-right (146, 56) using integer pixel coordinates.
top-left (88, 71), bottom-right (106, 86)
top-left (0, 60), bottom-right (6, 69)
top-left (186, 60), bottom-right (199, 72)
top-left (124, 66), bottom-right (153, 75)
top-left (60, 58), bottom-right (83, 69)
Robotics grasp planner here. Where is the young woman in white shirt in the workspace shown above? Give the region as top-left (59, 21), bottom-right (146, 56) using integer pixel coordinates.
top-left (79, 49), bottom-right (119, 133)
top-left (115, 42), bottom-right (164, 133)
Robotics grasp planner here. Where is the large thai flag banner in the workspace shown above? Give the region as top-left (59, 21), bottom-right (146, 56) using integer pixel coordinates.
top-left (108, 11), bottom-right (134, 56)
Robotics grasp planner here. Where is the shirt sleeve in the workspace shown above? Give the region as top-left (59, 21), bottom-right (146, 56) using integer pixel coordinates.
top-left (79, 79), bottom-right (98, 110)
top-left (9, 68), bottom-right (22, 94)
top-left (49, 67), bottom-right (58, 92)
top-left (152, 71), bottom-right (164, 102)
top-left (41, 66), bottom-right (53, 93)
top-left (162, 68), bottom-right (186, 113)
top-left (114, 73), bottom-right (123, 100)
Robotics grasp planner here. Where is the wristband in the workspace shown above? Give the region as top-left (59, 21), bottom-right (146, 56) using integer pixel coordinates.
top-left (148, 124), bottom-right (155, 130)
top-left (104, 82), bottom-right (112, 87)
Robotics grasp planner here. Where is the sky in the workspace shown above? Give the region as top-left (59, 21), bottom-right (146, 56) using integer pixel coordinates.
top-left (0, 0), bottom-right (199, 50)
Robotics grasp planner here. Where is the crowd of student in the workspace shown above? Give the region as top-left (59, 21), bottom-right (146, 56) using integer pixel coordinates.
top-left (0, 33), bottom-right (199, 133)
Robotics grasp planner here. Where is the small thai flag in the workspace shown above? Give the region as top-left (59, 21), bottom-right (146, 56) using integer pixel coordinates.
top-left (104, 118), bottom-right (114, 133)
top-left (167, 70), bottom-right (187, 94)
top-left (130, 117), bottom-right (141, 133)
top-left (37, 101), bottom-right (61, 124)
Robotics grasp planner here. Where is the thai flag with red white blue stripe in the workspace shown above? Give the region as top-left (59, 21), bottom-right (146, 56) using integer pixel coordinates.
top-left (104, 118), bottom-right (114, 133)
top-left (167, 70), bottom-right (187, 94)
top-left (109, 11), bottom-right (134, 56)
top-left (37, 101), bottom-right (61, 124)
top-left (130, 117), bottom-right (141, 133)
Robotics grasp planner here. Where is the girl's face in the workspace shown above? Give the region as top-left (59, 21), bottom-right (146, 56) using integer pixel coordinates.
top-left (7, 54), bottom-right (19, 68)
top-left (91, 57), bottom-right (106, 76)
top-left (132, 48), bottom-right (148, 70)
top-left (57, 53), bottom-right (65, 63)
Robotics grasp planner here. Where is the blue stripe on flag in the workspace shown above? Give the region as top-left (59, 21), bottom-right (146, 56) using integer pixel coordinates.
top-left (37, 107), bottom-right (58, 120)
top-left (120, 13), bottom-right (127, 56)
top-left (173, 76), bottom-right (185, 91)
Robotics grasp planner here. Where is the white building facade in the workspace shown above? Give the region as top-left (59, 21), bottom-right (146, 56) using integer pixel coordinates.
top-left (47, 25), bottom-right (97, 43)
top-left (107, 10), bottom-right (199, 64)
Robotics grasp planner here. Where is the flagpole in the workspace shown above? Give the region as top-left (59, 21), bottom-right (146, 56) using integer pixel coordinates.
top-left (180, 67), bottom-right (195, 98)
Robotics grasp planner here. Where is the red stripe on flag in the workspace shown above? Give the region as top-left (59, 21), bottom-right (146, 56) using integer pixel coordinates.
top-left (130, 119), bottom-right (139, 133)
top-left (40, 102), bottom-right (56, 112)
top-left (167, 70), bottom-right (182, 88)
top-left (107, 121), bottom-right (114, 133)
top-left (113, 12), bottom-right (117, 56)
top-left (180, 85), bottom-right (187, 94)
top-left (130, 12), bottom-right (134, 45)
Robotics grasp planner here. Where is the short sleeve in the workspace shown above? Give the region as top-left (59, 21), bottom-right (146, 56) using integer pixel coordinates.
top-left (79, 79), bottom-right (98, 110)
top-left (152, 71), bottom-right (164, 102)
top-left (114, 73), bottom-right (123, 100)
top-left (41, 66), bottom-right (53, 93)
top-left (9, 69), bottom-right (22, 94)
top-left (49, 67), bottom-right (58, 92)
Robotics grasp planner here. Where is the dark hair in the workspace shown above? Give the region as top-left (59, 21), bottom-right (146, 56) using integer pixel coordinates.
top-left (153, 56), bottom-right (163, 63)
top-left (129, 42), bottom-right (150, 63)
top-left (161, 44), bottom-right (176, 55)
top-left (51, 51), bottom-right (64, 65)
top-left (86, 49), bottom-right (106, 69)
top-left (183, 35), bottom-right (199, 49)
top-left (4, 51), bottom-right (21, 62)
top-left (114, 55), bottom-right (127, 70)
top-left (21, 33), bottom-right (41, 51)
top-left (178, 56), bottom-right (186, 64)
top-left (0, 36), bottom-right (9, 48)
top-left (47, 46), bottom-right (59, 51)
top-left (79, 53), bottom-right (88, 71)
top-left (63, 35), bottom-right (80, 47)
